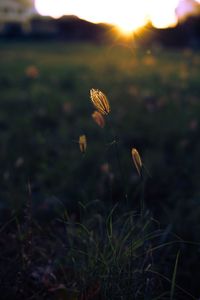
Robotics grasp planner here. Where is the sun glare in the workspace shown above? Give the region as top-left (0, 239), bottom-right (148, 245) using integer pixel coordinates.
top-left (147, 0), bottom-right (179, 28)
top-left (35, 0), bottom-right (182, 32)
top-left (115, 17), bottom-right (146, 35)
top-left (35, 0), bottom-right (67, 18)
top-left (113, 0), bottom-right (148, 34)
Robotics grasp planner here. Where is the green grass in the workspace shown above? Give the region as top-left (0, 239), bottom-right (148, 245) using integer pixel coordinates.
top-left (1, 41), bottom-right (200, 210)
top-left (0, 41), bottom-right (200, 299)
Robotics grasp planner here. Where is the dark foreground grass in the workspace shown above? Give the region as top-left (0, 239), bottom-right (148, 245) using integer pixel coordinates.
top-left (0, 41), bottom-right (200, 299)
top-left (1, 202), bottom-right (196, 300)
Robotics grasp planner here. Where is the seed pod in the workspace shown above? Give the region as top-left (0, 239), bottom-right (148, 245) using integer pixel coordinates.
top-left (79, 135), bottom-right (87, 153)
top-left (131, 148), bottom-right (142, 176)
top-left (92, 110), bottom-right (105, 128)
top-left (90, 89), bottom-right (110, 115)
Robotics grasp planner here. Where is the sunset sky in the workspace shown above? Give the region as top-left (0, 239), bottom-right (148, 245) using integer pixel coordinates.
top-left (34, 0), bottom-right (200, 33)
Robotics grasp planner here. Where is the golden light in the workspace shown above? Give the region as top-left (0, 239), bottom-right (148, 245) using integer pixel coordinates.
top-left (34, 0), bottom-right (186, 32)
top-left (70, 0), bottom-right (149, 34)
top-left (113, 0), bottom-right (148, 34)
top-left (116, 21), bottom-right (142, 35)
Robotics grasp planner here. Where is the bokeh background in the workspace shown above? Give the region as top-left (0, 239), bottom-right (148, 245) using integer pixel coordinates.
top-left (1, 0), bottom-right (200, 299)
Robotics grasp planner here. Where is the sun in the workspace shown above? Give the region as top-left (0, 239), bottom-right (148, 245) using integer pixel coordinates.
top-left (114, 0), bottom-right (149, 34)
top-left (115, 15), bottom-right (148, 35)
top-left (105, 0), bottom-right (149, 34)
top-left (115, 21), bottom-right (145, 36)
top-left (34, 0), bottom-right (148, 32)
top-left (34, 0), bottom-right (180, 32)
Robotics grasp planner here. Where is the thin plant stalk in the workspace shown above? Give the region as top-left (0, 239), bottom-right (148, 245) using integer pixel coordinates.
top-left (170, 251), bottom-right (180, 300)
top-left (107, 117), bottom-right (129, 206)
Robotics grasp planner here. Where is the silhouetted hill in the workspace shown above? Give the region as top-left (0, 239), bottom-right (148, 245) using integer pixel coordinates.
top-left (1, 14), bottom-right (200, 47)
top-left (149, 15), bottom-right (200, 47)
top-left (27, 15), bottom-right (111, 42)
top-left (56, 15), bottom-right (110, 41)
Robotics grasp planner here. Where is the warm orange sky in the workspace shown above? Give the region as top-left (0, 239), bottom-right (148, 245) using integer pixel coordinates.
top-left (35, 0), bottom-right (200, 33)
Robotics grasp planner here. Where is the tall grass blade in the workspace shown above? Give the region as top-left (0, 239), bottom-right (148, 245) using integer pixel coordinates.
top-left (170, 250), bottom-right (180, 300)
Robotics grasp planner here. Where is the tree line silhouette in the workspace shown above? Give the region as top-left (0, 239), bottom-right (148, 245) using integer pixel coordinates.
top-left (1, 14), bottom-right (200, 47)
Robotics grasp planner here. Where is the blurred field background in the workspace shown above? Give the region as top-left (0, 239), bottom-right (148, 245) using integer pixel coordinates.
top-left (1, 42), bottom-right (200, 214)
top-left (1, 40), bottom-right (200, 299)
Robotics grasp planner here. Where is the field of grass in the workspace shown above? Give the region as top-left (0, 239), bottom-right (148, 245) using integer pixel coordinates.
top-left (0, 41), bottom-right (200, 299)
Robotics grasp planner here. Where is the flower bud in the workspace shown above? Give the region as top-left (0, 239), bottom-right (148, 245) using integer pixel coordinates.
top-left (79, 135), bottom-right (87, 153)
top-left (92, 110), bottom-right (105, 128)
top-left (131, 148), bottom-right (142, 176)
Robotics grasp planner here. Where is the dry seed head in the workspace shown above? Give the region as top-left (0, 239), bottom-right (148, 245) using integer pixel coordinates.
top-left (131, 148), bottom-right (142, 176)
top-left (79, 135), bottom-right (87, 153)
top-left (92, 110), bottom-right (105, 128)
top-left (90, 89), bottom-right (110, 115)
